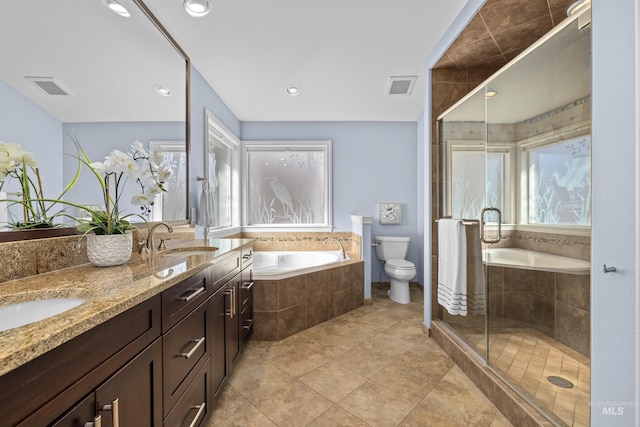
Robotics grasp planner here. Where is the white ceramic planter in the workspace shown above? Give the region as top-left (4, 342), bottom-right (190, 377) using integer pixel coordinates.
top-left (86, 233), bottom-right (133, 267)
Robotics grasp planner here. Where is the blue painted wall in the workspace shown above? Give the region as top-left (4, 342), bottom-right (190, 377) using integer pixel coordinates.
top-left (241, 121), bottom-right (420, 282)
top-left (0, 79), bottom-right (63, 199)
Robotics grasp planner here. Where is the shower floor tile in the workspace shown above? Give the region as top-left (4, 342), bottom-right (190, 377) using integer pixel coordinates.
top-left (461, 328), bottom-right (590, 427)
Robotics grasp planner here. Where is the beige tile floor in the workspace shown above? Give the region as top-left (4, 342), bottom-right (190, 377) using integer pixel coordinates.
top-left (207, 286), bottom-right (513, 427)
top-left (464, 329), bottom-right (590, 427)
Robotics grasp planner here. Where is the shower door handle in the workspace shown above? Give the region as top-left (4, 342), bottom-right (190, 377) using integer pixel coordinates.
top-left (480, 207), bottom-right (501, 244)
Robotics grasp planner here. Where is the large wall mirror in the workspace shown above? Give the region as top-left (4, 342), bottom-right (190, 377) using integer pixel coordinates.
top-left (0, 0), bottom-right (189, 239)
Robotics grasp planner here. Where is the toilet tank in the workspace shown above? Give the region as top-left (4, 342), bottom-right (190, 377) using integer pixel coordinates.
top-left (374, 236), bottom-right (410, 260)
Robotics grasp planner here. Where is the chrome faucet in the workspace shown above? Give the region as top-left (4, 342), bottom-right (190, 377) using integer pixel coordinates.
top-left (146, 222), bottom-right (174, 251)
top-left (324, 237), bottom-right (346, 259)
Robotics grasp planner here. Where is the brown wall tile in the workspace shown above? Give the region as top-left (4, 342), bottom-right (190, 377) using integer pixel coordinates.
top-left (253, 280), bottom-right (279, 311)
top-left (504, 268), bottom-right (533, 292)
top-left (532, 294), bottom-right (555, 337)
top-left (279, 303), bottom-right (307, 340)
top-left (307, 295), bottom-right (330, 329)
top-left (279, 275), bottom-right (307, 309)
top-left (555, 302), bottom-right (590, 357)
top-left (330, 265), bottom-right (350, 293)
top-left (330, 288), bottom-right (350, 318)
top-left (253, 311), bottom-right (279, 341)
top-left (306, 270), bottom-right (330, 299)
top-left (556, 273), bottom-right (590, 312)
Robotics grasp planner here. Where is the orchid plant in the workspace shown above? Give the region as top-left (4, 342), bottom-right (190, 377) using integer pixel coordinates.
top-left (72, 138), bottom-right (171, 235)
top-left (0, 141), bottom-right (79, 229)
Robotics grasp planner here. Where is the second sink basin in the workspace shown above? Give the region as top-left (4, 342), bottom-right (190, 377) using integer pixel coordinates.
top-left (0, 298), bottom-right (85, 332)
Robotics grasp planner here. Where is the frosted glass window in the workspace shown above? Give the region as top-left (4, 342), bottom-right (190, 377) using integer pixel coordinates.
top-left (450, 149), bottom-right (504, 220)
top-left (149, 142), bottom-right (187, 222)
top-left (528, 136), bottom-right (591, 225)
top-left (207, 137), bottom-right (232, 228)
top-left (244, 141), bottom-right (331, 227)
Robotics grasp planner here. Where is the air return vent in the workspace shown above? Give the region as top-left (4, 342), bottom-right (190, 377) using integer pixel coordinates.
top-left (386, 76), bottom-right (417, 95)
top-left (25, 76), bottom-right (72, 96)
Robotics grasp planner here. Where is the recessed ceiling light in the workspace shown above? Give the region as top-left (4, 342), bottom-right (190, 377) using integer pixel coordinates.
top-left (485, 89), bottom-right (499, 98)
top-left (285, 85), bottom-right (301, 96)
top-left (155, 85), bottom-right (172, 96)
top-left (567, 0), bottom-right (591, 16)
top-left (101, 0), bottom-right (130, 17)
top-left (184, 0), bottom-right (211, 17)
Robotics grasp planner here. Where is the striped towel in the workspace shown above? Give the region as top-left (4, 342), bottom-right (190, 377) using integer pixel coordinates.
top-left (438, 219), bottom-right (467, 316)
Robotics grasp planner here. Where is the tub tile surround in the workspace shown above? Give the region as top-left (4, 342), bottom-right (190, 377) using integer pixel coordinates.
top-left (253, 262), bottom-right (365, 341)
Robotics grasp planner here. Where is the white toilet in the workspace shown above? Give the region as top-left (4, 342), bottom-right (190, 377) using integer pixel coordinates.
top-left (374, 236), bottom-right (416, 304)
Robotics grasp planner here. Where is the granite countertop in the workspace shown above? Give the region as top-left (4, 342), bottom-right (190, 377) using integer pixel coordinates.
top-left (0, 238), bottom-right (254, 377)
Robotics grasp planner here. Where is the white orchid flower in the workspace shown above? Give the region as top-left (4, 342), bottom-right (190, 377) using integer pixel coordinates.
top-left (131, 140), bottom-right (148, 157)
top-left (131, 192), bottom-right (150, 205)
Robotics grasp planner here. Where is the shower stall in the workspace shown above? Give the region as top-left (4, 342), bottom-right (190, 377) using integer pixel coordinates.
top-left (436, 8), bottom-right (592, 427)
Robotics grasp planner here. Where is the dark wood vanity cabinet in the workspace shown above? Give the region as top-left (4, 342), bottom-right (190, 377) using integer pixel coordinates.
top-left (53, 339), bottom-right (164, 427)
top-left (0, 243), bottom-right (255, 427)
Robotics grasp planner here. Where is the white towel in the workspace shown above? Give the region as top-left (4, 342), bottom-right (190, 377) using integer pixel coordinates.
top-left (438, 219), bottom-right (467, 316)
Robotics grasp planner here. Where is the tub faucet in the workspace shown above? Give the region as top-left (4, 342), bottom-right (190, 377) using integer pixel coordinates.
top-left (324, 238), bottom-right (346, 259)
top-left (146, 222), bottom-right (174, 251)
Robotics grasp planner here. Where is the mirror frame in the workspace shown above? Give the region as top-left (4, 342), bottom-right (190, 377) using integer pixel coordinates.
top-left (0, 0), bottom-right (191, 243)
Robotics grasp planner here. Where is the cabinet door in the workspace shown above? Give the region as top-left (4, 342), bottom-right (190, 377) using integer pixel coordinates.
top-left (95, 339), bottom-right (163, 427)
top-left (210, 286), bottom-right (228, 400)
top-left (50, 393), bottom-right (96, 427)
top-left (225, 275), bottom-right (241, 371)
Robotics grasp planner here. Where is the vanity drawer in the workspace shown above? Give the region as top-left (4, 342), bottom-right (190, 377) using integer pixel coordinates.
top-left (241, 246), bottom-right (253, 270)
top-left (162, 269), bottom-right (210, 332)
top-left (211, 251), bottom-right (240, 292)
top-left (240, 303), bottom-right (253, 344)
top-left (163, 298), bottom-right (210, 416)
top-left (164, 359), bottom-right (210, 427)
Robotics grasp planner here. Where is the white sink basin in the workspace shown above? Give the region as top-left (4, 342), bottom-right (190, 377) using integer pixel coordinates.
top-left (0, 298), bottom-right (85, 332)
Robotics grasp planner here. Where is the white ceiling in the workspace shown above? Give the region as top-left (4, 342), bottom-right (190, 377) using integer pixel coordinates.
top-left (143, 0), bottom-right (468, 122)
top-left (1, 0), bottom-right (467, 124)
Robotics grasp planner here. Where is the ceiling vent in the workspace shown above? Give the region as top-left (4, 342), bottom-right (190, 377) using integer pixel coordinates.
top-left (386, 76), bottom-right (417, 95)
top-left (25, 76), bottom-right (72, 96)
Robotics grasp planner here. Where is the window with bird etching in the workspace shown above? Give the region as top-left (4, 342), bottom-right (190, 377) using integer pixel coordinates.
top-left (245, 142), bottom-right (330, 226)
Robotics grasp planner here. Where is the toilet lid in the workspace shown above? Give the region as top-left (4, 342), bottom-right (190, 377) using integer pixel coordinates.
top-left (386, 259), bottom-right (415, 270)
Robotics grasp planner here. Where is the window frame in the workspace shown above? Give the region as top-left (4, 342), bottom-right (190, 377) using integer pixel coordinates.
top-left (241, 140), bottom-right (333, 231)
top-left (518, 130), bottom-right (592, 233)
top-left (203, 109), bottom-right (240, 235)
top-left (444, 140), bottom-right (515, 224)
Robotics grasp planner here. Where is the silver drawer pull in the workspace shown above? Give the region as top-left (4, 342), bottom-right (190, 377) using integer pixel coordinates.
top-left (101, 399), bottom-right (119, 427)
top-left (84, 415), bottom-right (102, 427)
top-left (243, 319), bottom-right (253, 330)
top-left (179, 337), bottom-right (205, 359)
top-left (242, 253), bottom-right (252, 261)
top-left (242, 281), bottom-right (254, 290)
top-left (178, 286), bottom-right (206, 302)
top-left (188, 403), bottom-right (206, 427)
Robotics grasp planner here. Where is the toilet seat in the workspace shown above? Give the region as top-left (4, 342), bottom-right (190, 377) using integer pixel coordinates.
top-left (386, 259), bottom-right (415, 270)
